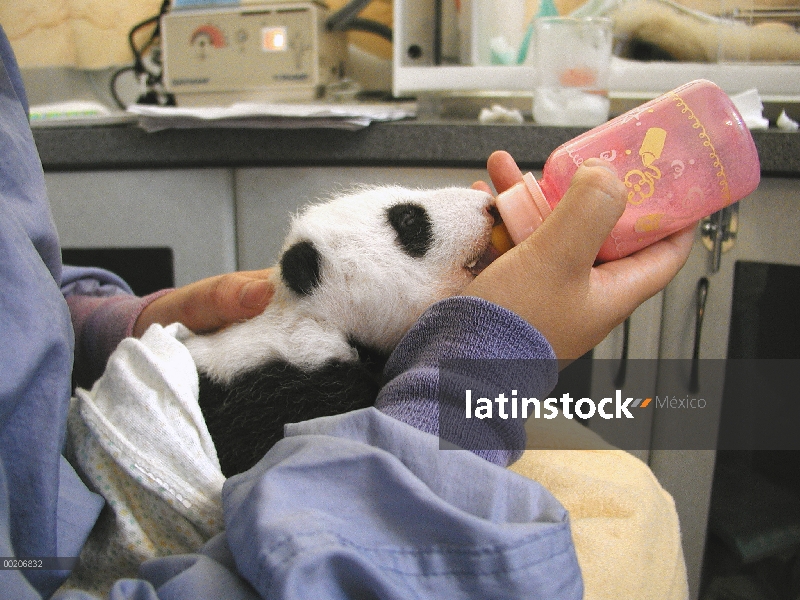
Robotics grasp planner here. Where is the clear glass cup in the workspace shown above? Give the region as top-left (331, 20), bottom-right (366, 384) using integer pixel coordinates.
top-left (532, 16), bottom-right (614, 127)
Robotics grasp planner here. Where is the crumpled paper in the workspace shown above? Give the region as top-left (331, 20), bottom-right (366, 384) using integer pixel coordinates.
top-left (730, 88), bottom-right (770, 130)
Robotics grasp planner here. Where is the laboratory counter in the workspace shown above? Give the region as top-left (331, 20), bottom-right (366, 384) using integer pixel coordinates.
top-left (32, 120), bottom-right (800, 177)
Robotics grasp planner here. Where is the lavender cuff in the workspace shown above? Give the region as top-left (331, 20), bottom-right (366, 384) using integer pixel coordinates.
top-left (375, 296), bottom-right (558, 467)
top-left (66, 289), bottom-right (172, 388)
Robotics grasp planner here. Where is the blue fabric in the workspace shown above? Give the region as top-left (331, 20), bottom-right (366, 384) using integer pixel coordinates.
top-left (95, 291), bottom-right (575, 599)
top-left (81, 302), bottom-right (578, 600)
top-left (0, 25), bottom-right (103, 598)
top-left (61, 266), bottom-right (133, 298)
top-left (97, 409), bottom-right (580, 600)
top-left (226, 408), bottom-right (581, 599)
top-left (375, 296), bottom-right (559, 466)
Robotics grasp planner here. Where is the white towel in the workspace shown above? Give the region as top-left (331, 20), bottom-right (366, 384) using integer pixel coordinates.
top-left (62, 323), bottom-right (225, 596)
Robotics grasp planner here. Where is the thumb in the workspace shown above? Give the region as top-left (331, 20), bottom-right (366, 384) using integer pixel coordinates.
top-left (133, 269), bottom-right (275, 336)
top-left (523, 159), bottom-right (627, 272)
top-left (186, 270), bottom-right (275, 332)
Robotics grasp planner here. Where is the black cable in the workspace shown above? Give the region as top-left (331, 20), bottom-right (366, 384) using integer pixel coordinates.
top-left (129, 15), bottom-right (160, 73)
top-left (326, 0), bottom-right (392, 42)
top-left (112, 0), bottom-right (173, 108)
top-left (340, 18), bottom-right (392, 42)
top-left (326, 0), bottom-right (374, 30)
top-left (109, 65), bottom-right (135, 109)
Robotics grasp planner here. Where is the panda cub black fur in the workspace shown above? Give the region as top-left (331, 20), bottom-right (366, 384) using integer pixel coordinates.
top-left (185, 185), bottom-right (496, 476)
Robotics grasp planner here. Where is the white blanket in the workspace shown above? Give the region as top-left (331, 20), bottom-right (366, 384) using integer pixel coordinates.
top-left (63, 323), bottom-right (225, 596)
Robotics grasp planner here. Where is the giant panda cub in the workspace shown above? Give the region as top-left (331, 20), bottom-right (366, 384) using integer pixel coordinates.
top-left (185, 185), bottom-right (498, 476)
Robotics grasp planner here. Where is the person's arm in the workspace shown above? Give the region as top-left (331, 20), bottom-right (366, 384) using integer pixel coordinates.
top-left (62, 265), bottom-right (172, 387)
top-left (377, 153), bottom-right (694, 467)
top-left (375, 296), bottom-right (558, 467)
top-left (63, 267), bottom-right (275, 388)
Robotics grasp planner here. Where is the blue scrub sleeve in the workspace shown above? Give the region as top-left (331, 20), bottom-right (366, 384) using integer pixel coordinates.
top-left (376, 296), bottom-right (559, 466)
top-left (0, 25), bottom-right (103, 598)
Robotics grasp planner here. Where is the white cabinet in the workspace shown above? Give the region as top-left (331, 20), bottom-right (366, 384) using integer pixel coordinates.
top-left (45, 169), bottom-right (237, 287)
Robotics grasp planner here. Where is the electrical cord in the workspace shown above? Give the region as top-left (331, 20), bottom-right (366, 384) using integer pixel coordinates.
top-left (326, 0), bottom-right (373, 30)
top-left (110, 0), bottom-right (174, 108)
top-left (326, 0), bottom-right (392, 42)
top-left (109, 65), bottom-right (135, 109)
top-left (339, 17), bottom-right (392, 42)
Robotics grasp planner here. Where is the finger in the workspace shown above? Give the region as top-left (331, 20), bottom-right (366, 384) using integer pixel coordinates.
top-left (594, 223), bottom-right (695, 316)
top-left (486, 151), bottom-right (524, 194)
top-left (235, 277), bottom-right (275, 311)
top-left (226, 268), bottom-right (276, 311)
top-left (236, 268), bottom-right (273, 280)
top-left (525, 160), bottom-right (627, 273)
top-left (471, 180), bottom-right (493, 194)
top-left (134, 270), bottom-right (275, 336)
top-left (200, 272), bottom-right (274, 328)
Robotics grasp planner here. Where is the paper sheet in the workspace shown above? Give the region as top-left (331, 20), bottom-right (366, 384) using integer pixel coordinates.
top-left (127, 101), bottom-right (416, 132)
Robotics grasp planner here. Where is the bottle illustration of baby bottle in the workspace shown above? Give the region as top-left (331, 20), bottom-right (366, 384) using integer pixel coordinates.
top-left (495, 79), bottom-right (761, 261)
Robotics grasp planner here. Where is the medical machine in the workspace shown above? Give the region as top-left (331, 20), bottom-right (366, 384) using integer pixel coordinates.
top-left (161, 1), bottom-right (347, 105)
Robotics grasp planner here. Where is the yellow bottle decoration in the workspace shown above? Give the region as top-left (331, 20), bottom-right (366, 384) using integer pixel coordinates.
top-left (624, 127), bottom-right (667, 205)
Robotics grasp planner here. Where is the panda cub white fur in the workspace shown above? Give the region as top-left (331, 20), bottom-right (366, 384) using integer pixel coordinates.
top-left (185, 185), bottom-right (496, 476)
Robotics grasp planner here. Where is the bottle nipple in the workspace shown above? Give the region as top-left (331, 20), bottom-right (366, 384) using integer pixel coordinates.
top-left (491, 220), bottom-right (515, 255)
top-left (469, 173), bottom-right (550, 276)
top-left (495, 172), bottom-right (551, 245)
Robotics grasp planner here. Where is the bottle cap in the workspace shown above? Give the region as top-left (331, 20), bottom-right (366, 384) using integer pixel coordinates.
top-left (495, 172), bottom-right (551, 245)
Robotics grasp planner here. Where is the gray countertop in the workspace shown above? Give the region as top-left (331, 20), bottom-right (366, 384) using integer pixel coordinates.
top-left (32, 120), bottom-right (800, 176)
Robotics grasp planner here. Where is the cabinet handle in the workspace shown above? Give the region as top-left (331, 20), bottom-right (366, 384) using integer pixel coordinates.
top-left (700, 204), bottom-right (738, 273)
top-left (690, 277), bottom-right (709, 392)
top-left (613, 317), bottom-right (630, 388)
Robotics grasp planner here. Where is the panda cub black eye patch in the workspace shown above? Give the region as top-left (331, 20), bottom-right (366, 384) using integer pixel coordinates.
top-left (387, 203), bottom-right (433, 258)
top-left (280, 240), bottom-right (321, 295)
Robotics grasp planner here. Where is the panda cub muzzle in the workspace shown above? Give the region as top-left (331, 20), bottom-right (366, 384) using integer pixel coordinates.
top-left (185, 185), bottom-right (497, 476)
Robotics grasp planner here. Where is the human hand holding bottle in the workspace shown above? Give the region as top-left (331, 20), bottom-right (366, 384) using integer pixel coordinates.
top-left (467, 150), bottom-right (695, 367)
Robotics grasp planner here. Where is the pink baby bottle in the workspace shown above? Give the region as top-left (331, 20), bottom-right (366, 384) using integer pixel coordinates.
top-left (495, 79), bottom-right (761, 261)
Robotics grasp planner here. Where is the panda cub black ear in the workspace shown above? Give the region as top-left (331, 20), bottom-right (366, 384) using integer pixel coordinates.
top-left (387, 202), bottom-right (432, 258)
top-left (280, 240), bottom-right (322, 295)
